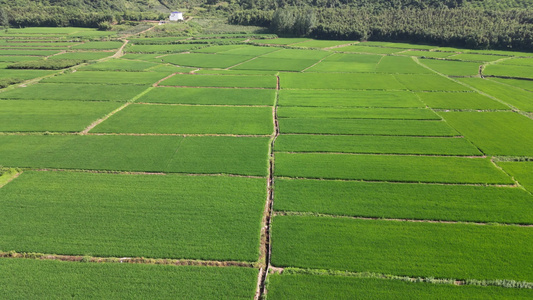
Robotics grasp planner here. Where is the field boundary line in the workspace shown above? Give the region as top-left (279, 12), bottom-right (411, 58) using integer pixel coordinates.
top-left (158, 85), bottom-right (275, 90)
top-left (323, 42), bottom-right (358, 50)
top-left (281, 133), bottom-right (464, 138)
top-left (0, 251), bottom-right (255, 268)
top-left (301, 52), bottom-right (335, 72)
top-left (227, 48), bottom-right (283, 70)
top-left (274, 267), bottom-right (533, 289)
top-left (273, 176), bottom-right (517, 187)
top-left (87, 133), bottom-right (271, 137)
top-left (153, 72), bottom-right (178, 86)
top-left (255, 75), bottom-right (280, 300)
top-left (490, 158), bottom-right (531, 195)
top-left (479, 56), bottom-right (513, 78)
top-left (80, 102), bottom-right (132, 135)
top-left (28, 168), bottom-right (266, 178)
top-left (111, 39), bottom-right (129, 58)
top-left (274, 211), bottom-right (533, 227)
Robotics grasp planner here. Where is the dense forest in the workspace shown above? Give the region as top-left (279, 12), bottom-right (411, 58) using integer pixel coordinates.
top-left (0, 0), bottom-right (532, 50)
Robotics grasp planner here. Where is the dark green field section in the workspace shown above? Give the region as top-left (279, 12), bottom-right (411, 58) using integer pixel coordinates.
top-left (79, 59), bottom-right (160, 72)
top-left (280, 73), bottom-right (405, 90)
top-left (42, 71), bottom-right (170, 85)
top-left (458, 78), bottom-right (533, 112)
top-left (126, 44), bottom-right (202, 54)
top-left (137, 87), bottom-right (276, 106)
top-left (274, 179), bottom-right (533, 224)
top-left (279, 119), bottom-right (458, 136)
top-left (0, 135), bottom-right (269, 176)
top-left (277, 107), bottom-right (439, 120)
top-left (266, 273), bottom-right (533, 300)
top-left (394, 74), bottom-right (470, 91)
top-left (93, 105), bottom-right (273, 135)
top-left (0, 259), bottom-right (257, 299)
top-left (335, 45), bottom-right (403, 54)
top-left (0, 171), bottom-right (265, 261)
top-left (441, 112), bottom-right (533, 156)
top-left (232, 57), bottom-right (319, 72)
top-left (415, 92), bottom-right (509, 110)
top-left (275, 135), bottom-right (481, 156)
top-left (498, 162), bottom-right (533, 193)
top-left (484, 64), bottom-right (533, 79)
top-left (275, 153), bottom-right (513, 184)
top-left (0, 49), bottom-right (59, 56)
top-left (278, 90), bottom-right (424, 108)
top-left (419, 59), bottom-right (481, 76)
top-left (72, 41), bottom-right (123, 50)
top-left (271, 216), bottom-right (533, 281)
top-left (0, 100), bottom-right (119, 132)
top-left (162, 53), bottom-right (252, 68)
top-left (159, 74), bottom-right (276, 88)
top-left (0, 83), bottom-right (147, 102)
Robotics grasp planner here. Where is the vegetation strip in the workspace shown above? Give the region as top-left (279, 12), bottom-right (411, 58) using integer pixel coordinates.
top-left (273, 211), bottom-right (533, 227)
top-left (276, 267), bottom-right (533, 289)
top-left (0, 251), bottom-right (254, 268)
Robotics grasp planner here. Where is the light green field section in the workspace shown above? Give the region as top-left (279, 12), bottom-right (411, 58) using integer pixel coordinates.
top-left (281, 73), bottom-right (405, 90)
top-left (79, 59), bottom-right (160, 71)
top-left (484, 64), bottom-right (533, 79)
top-left (0, 69), bottom-right (55, 80)
top-left (232, 57), bottom-right (318, 72)
top-left (360, 42), bottom-right (436, 50)
top-left (489, 78), bottom-right (533, 92)
top-left (335, 45), bottom-right (403, 54)
top-left (279, 119), bottom-right (458, 136)
top-left (0, 171), bottom-right (265, 261)
top-left (93, 105), bottom-right (273, 135)
top-left (274, 179), bottom-right (533, 224)
top-left (215, 46), bottom-right (280, 56)
top-left (275, 153), bottom-right (513, 184)
top-left (458, 78), bottom-right (533, 111)
top-left (416, 92), bottom-right (509, 110)
top-left (0, 83), bottom-right (147, 102)
top-left (126, 44), bottom-right (203, 54)
top-left (498, 58), bottom-right (533, 66)
top-left (292, 40), bottom-right (356, 48)
top-left (191, 45), bottom-right (250, 53)
top-left (48, 51), bottom-right (113, 60)
top-left (0, 56), bottom-right (43, 63)
top-left (266, 272), bottom-right (533, 300)
top-left (0, 100), bottom-right (119, 132)
top-left (0, 259), bottom-right (257, 299)
top-left (0, 49), bottom-right (60, 56)
top-left (138, 87), bottom-right (275, 105)
top-left (420, 59), bottom-right (481, 76)
top-left (278, 107), bottom-right (439, 120)
top-left (159, 74), bottom-right (276, 88)
top-left (375, 56), bottom-right (433, 74)
top-left (278, 90), bottom-right (423, 108)
top-left (305, 53), bottom-right (381, 73)
top-left (162, 53), bottom-right (251, 68)
top-left (251, 38), bottom-right (309, 45)
top-left (71, 41), bottom-right (124, 50)
top-left (271, 216), bottom-right (533, 281)
top-left (400, 50), bottom-right (454, 58)
top-left (449, 53), bottom-right (505, 62)
top-left (394, 74), bottom-right (471, 91)
top-left (42, 71), bottom-right (169, 85)
top-left (498, 162), bottom-right (533, 193)
top-left (441, 112), bottom-right (533, 156)
top-left (275, 135), bottom-right (481, 156)
top-left (0, 135), bottom-right (269, 176)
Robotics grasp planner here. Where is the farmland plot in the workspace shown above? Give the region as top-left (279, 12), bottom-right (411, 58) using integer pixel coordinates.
top-left (274, 179), bottom-right (533, 224)
top-left (162, 53), bottom-right (252, 68)
top-left (277, 107), bottom-right (440, 120)
top-left (400, 50), bottom-right (454, 59)
top-left (441, 112), bottom-right (533, 156)
top-left (458, 78), bottom-right (533, 111)
top-left (498, 162), bottom-right (533, 193)
top-left (304, 53), bottom-right (381, 73)
top-left (278, 90), bottom-right (424, 108)
top-left (335, 45), bottom-right (404, 54)
top-left (79, 59), bottom-right (160, 72)
top-left (42, 71), bottom-right (169, 85)
top-left (416, 91), bottom-right (509, 110)
top-left (159, 74), bottom-right (276, 88)
top-left (275, 153), bottom-right (513, 184)
top-left (0, 135), bottom-right (269, 176)
top-left (231, 57), bottom-right (320, 72)
top-left (483, 64), bottom-right (533, 79)
top-left (489, 78), bottom-right (533, 92)
top-left (292, 39), bottom-right (356, 48)
top-left (0, 69), bottom-right (55, 80)
top-left (281, 73), bottom-right (405, 90)
top-left (48, 51), bottom-right (113, 60)
top-left (267, 272), bottom-right (533, 300)
top-left (275, 135), bottom-right (481, 156)
top-left (92, 104), bottom-right (273, 135)
top-left (126, 44), bottom-right (202, 54)
top-left (0, 100), bottom-right (120, 132)
top-left (394, 74), bottom-right (471, 91)
top-left (71, 41), bottom-right (123, 50)
top-left (0, 83), bottom-right (147, 102)
top-left (420, 59), bottom-right (481, 76)
top-left (0, 259), bottom-right (258, 300)
top-left (279, 118), bottom-right (458, 136)
top-left (448, 53), bottom-right (505, 62)
top-left (271, 216), bottom-right (533, 281)
top-left (138, 87), bottom-right (276, 105)
top-left (0, 171), bottom-right (265, 261)
top-left (374, 56), bottom-right (433, 74)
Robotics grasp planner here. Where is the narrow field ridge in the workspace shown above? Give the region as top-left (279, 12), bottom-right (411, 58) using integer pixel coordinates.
top-left (135, 102), bottom-right (271, 108)
top-left (158, 85), bottom-right (275, 90)
top-left (87, 132), bottom-right (271, 137)
top-left (80, 102), bottom-right (131, 135)
top-left (0, 251), bottom-right (255, 268)
top-left (274, 211), bottom-right (533, 227)
top-left (274, 267), bottom-right (533, 290)
top-left (276, 151), bottom-right (486, 158)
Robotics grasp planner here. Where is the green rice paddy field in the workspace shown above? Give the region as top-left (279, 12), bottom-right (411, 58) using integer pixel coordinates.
top-left (0, 27), bottom-right (532, 298)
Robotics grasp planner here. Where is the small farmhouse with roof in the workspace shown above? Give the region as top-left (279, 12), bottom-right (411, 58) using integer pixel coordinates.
top-left (169, 11), bottom-right (184, 21)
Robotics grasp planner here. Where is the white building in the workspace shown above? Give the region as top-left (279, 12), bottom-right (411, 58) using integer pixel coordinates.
top-left (169, 11), bottom-right (184, 21)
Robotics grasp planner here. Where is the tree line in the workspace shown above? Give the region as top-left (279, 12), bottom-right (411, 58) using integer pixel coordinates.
top-left (229, 8), bottom-right (533, 51)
